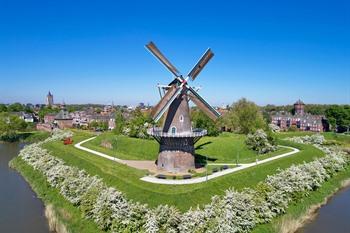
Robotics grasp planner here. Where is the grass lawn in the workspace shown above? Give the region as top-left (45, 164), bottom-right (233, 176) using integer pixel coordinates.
top-left (277, 131), bottom-right (350, 147)
top-left (83, 132), bottom-right (293, 164)
top-left (83, 132), bottom-right (159, 160)
top-left (42, 130), bottom-right (325, 211)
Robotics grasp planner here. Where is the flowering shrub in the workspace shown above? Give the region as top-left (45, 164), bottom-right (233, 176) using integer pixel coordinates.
top-left (18, 130), bottom-right (349, 232)
top-left (122, 123), bottom-right (151, 139)
top-left (246, 129), bottom-right (277, 154)
top-left (269, 123), bottom-right (280, 133)
top-left (287, 134), bottom-right (324, 145)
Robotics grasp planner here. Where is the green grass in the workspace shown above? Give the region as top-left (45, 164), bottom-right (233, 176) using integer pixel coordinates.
top-left (10, 156), bottom-right (102, 233)
top-left (276, 131), bottom-right (350, 148)
top-left (195, 133), bottom-right (292, 164)
top-left (84, 132), bottom-right (158, 160)
top-left (18, 131), bottom-right (50, 143)
top-left (83, 132), bottom-right (293, 164)
top-left (322, 132), bottom-right (350, 147)
top-left (42, 130), bottom-right (324, 211)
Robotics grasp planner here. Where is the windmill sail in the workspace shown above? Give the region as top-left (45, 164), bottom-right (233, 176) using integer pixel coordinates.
top-left (187, 48), bottom-right (214, 81)
top-left (188, 87), bottom-right (221, 121)
top-left (146, 42), bottom-right (180, 77)
top-left (151, 85), bottom-right (182, 122)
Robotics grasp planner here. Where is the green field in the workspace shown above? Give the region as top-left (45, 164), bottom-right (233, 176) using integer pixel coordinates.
top-left (83, 132), bottom-right (292, 164)
top-left (41, 130), bottom-right (325, 211)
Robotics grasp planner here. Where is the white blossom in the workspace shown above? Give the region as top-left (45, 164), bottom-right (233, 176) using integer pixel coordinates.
top-left (18, 131), bottom-right (349, 233)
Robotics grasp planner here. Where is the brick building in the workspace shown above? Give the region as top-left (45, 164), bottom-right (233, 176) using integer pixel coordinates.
top-left (271, 100), bottom-right (326, 132)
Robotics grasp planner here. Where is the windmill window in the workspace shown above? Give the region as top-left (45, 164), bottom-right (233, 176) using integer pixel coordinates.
top-left (171, 126), bottom-right (176, 134)
top-left (179, 115), bottom-right (184, 122)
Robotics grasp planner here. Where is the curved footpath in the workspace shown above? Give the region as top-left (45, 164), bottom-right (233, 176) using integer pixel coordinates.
top-left (75, 137), bottom-right (300, 185)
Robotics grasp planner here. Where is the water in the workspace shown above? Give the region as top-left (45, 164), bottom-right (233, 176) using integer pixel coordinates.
top-left (0, 142), bottom-right (49, 233)
top-left (301, 186), bottom-right (350, 233)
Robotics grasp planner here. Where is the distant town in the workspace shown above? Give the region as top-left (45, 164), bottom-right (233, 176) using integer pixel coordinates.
top-left (1, 91), bottom-right (348, 134)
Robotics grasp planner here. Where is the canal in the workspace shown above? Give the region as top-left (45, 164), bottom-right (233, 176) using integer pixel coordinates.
top-left (0, 142), bottom-right (49, 233)
top-left (300, 186), bottom-right (350, 233)
top-left (1, 141), bottom-right (349, 233)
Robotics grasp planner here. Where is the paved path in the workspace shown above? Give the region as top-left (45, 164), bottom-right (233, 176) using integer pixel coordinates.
top-left (75, 137), bottom-right (300, 185)
top-left (75, 137), bottom-right (126, 164)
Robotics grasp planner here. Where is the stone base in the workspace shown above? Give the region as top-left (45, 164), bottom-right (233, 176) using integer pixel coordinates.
top-left (157, 151), bottom-right (195, 173)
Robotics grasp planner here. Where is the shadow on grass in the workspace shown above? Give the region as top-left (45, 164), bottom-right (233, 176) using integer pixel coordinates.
top-left (195, 141), bottom-right (212, 150)
top-left (195, 153), bottom-right (217, 168)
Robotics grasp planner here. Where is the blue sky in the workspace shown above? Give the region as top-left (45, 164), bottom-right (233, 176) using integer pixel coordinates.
top-left (0, 0), bottom-right (349, 106)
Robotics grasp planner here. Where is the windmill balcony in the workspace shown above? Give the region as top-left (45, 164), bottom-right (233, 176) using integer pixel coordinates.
top-left (147, 127), bottom-right (207, 138)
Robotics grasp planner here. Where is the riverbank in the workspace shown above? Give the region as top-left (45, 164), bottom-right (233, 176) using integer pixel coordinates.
top-left (9, 156), bottom-right (102, 233)
top-left (0, 142), bottom-right (49, 233)
top-left (0, 131), bottom-right (49, 143)
top-left (11, 151), bottom-right (350, 233)
top-left (10, 131), bottom-right (350, 233)
top-left (251, 166), bottom-right (350, 233)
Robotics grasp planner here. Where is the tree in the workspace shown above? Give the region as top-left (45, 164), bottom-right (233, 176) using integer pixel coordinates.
top-left (245, 129), bottom-right (277, 154)
top-left (113, 110), bottom-right (125, 135)
top-left (8, 102), bottom-right (24, 112)
top-left (88, 120), bottom-right (108, 131)
top-left (0, 112), bottom-right (27, 141)
top-left (0, 104), bottom-right (7, 112)
top-left (325, 105), bottom-right (350, 133)
top-left (95, 107), bottom-right (102, 114)
top-left (191, 108), bottom-right (220, 136)
top-left (38, 106), bottom-right (59, 121)
top-left (24, 105), bottom-right (34, 113)
top-left (122, 109), bottom-right (152, 138)
top-left (223, 98), bottom-right (266, 134)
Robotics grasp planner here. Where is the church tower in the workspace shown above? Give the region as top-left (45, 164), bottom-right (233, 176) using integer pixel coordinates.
top-left (46, 91), bottom-right (54, 106)
top-left (294, 99), bottom-right (305, 115)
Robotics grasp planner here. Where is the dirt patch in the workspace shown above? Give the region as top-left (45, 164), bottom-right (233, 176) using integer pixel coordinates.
top-left (45, 204), bottom-right (68, 233)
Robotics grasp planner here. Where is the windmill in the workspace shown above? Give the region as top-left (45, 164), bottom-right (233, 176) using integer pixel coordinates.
top-left (146, 42), bottom-right (221, 173)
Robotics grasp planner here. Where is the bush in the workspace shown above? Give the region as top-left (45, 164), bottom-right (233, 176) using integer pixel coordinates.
top-left (18, 130), bottom-right (350, 233)
top-left (246, 129), bottom-right (277, 154)
top-left (268, 123), bottom-right (280, 133)
top-left (287, 134), bottom-right (324, 145)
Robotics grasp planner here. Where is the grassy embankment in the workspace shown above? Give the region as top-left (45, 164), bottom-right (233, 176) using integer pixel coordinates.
top-left (38, 130), bottom-right (324, 211)
top-left (10, 155), bottom-right (102, 233)
top-left (252, 167), bottom-right (350, 233)
top-left (0, 130), bottom-right (49, 143)
top-left (83, 132), bottom-right (292, 164)
top-left (10, 129), bottom-right (350, 233)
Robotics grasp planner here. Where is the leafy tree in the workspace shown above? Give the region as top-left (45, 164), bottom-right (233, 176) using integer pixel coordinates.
top-left (24, 105), bottom-right (34, 113)
top-left (245, 129), bottom-right (277, 154)
top-left (223, 98), bottom-right (266, 134)
top-left (113, 110), bottom-right (125, 135)
top-left (121, 109), bottom-right (153, 138)
top-left (0, 104), bottom-right (7, 112)
top-left (191, 108), bottom-right (220, 136)
top-left (325, 105), bottom-right (350, 133)
top-left (88, 121), bottom-right (108, 131)
top-left (0, 112), bottom-right (27, 141)
top-left (95, 107), bottom-right (102, 114)
top-left (8, 102), bottom-right (24, 112)
top-left (38, 106), bottom-right (59, 121)
top-left (304, 104), bottom-right (326, 115)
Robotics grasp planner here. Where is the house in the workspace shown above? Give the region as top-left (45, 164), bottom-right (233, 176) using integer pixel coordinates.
top-left (54, 109), bottom-right (73, 129)
top-left (22, 113), bottom-right (35, 123)
top-left (44, 114), bottom-right (56, 124)
top-left (36, 123), bottom-right (53, 132)
top-left (71, 111), bottom-right (89, 127)
top-left (271, 100), bottom-right (326, 132)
